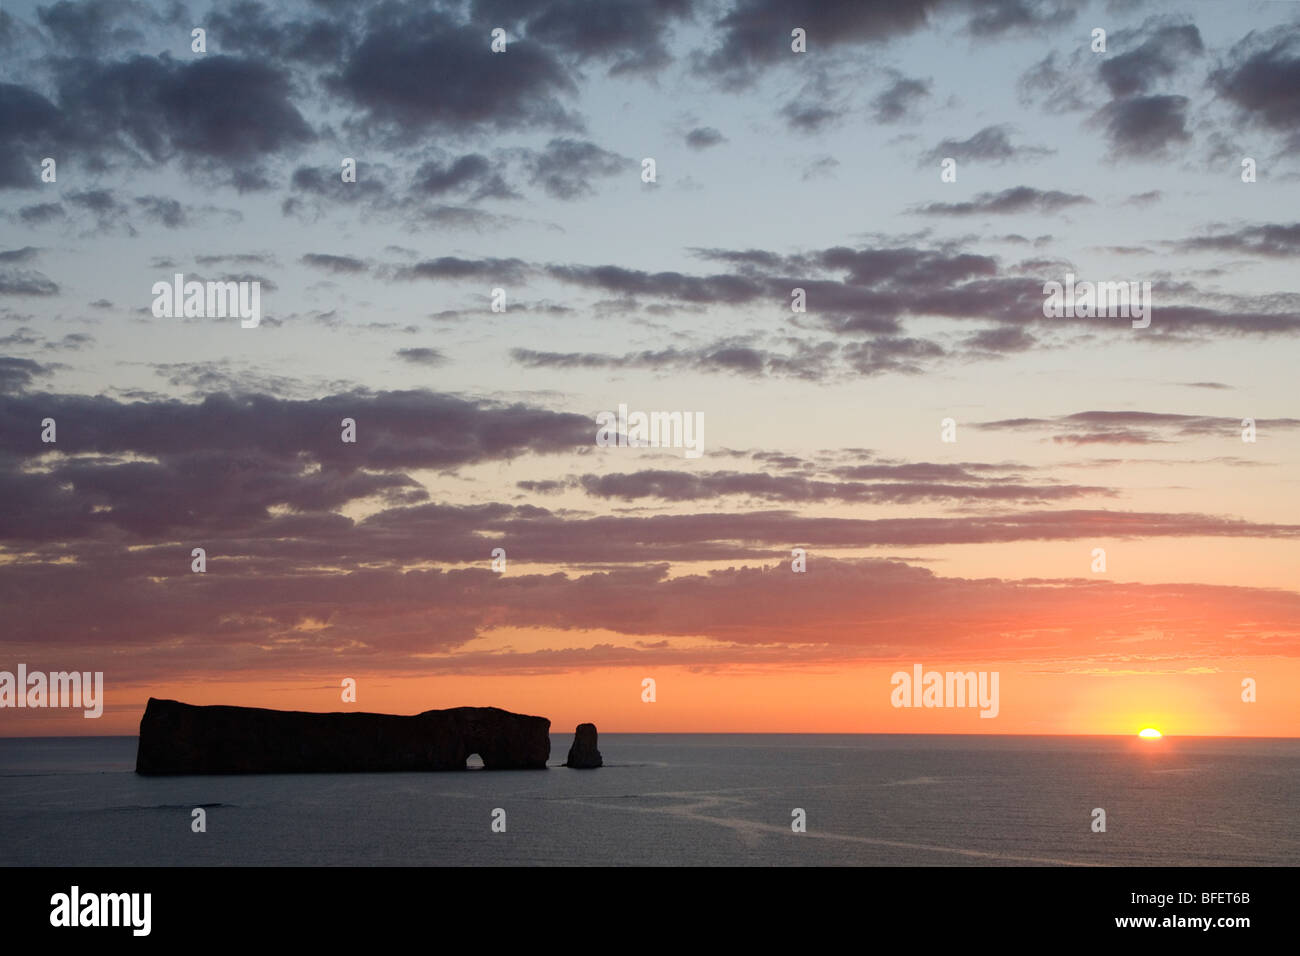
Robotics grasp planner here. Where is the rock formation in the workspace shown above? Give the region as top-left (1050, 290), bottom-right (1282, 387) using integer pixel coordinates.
top-left (564, 722), bottom-right (603, 768)
top-left (135, 698), bottom-right (550, 774)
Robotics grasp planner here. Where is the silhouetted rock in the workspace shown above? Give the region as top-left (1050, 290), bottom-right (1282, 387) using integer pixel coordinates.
top-left (135, 698), bottom-right (550, 774)
top-left (564, 722), bottom-right (603, 768)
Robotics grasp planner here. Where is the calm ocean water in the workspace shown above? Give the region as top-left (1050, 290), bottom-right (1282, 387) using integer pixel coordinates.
top-left (1, 734), bottom-right (1295, 866)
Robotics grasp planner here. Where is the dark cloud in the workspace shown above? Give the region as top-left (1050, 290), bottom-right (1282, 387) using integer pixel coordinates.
top-left (395, 257), bottom-right (529, 283)
top-left (696, 0), bottom-right (942, 87)
top-left (685, 126), bottom-right (726, 149)
top-left (1098, 20), bottom-right (1203, 97)
top-left (1173, 223), bottom-right (1300, 258)
top-left (566, 468), bottom-right (1111, 504)
top-left (36, 0), bottom-right (150, 55)
top-left (395, 347), bottom-right (447, 366)
top-left (0, 356), bottom-right (53, 392)
top-left (780, 100), bottom-right (843, 132)
top-left (965, 0), bottom-right (1076, 36)
top-left (872, 72), bottom-right (931, 122)
top-left (412, 153), bottom-right (518, 200)
top-left (915, 186), bottom-right (1092, 216)
top-left (507, 0), bottom-right (692, 75)
top-left (1017, 53), bottom-right (1090, 112)
top-left (0, 388), bottom-right (594, 541)
top-left (0, 83), bottom-right (62, 188)
top-left (330, 8), bottom-right (579, 136)
top-left (973, 410), bottom-right (1300, 444)
top-left (205, 1), bottom-right (350, 65)
top-left (920, 124), bottom-right (1053, 165)
top-left (524, 138), bottom-right (627, 200)
top-left (529, 240), bottom-right (1300, 345)
top-left (18, 202), bottom-right (66, 224)
top-left (287, 164), bottom-right (388, 205)
top-left (133, 195), bottom-right (187, 228)
top-left (802, 155), bottom-right (839, 180)
top-left (1211, 29), bottom-right (1300, 146)
top-left (964, 326), bottom-right (1037, 353)
top-left (1127, 190), bottom-right (1163, 206)
top-left (0, 267), bottom-right (59, 295)
top-left (842, 337), bottom-right (945, 375)
top-left (1091, 94), bottom-right (1190, 158)
top-left (193, 253), bottom-right (274, 267)
top-left (301, 253), bottom-right (368, 274)
top-left (545, 262), bottom-right (765, 303)
top-left (56, 54), bottom-right (315, 182)
top-left (511, 339), bottom-right (838, 381)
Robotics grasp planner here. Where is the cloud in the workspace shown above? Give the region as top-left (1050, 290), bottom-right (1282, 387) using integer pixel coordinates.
top-left (412, 153), bottom-right (518, 200)
top-left (963, 326), bottom-right (1037, 353)
top-left (395, 347), bottom-right (447, 366)
top-left (329, 8), bottom-right (579, 136)
top-left (563, 467), bottom-right (1111, 504)
top-left (0, 267), bottom-right (58, 295)
top-left (36, 0), bottom-right (155, 55)
top-left (56, 53), bottom-right (315, 183)
top-left (920, 124), bottom-right (1053, 165)
top-left (0, 389), bottom-right (592, 499)
top-left (8, 552), bottom-right (1299, 679)
top-left (0, 82), bottom-right (62, 188)
top-left (395, 257), bottom-right (529, 283)
top-left (0, 355), bottom-right (54, 391)
top-left (780, 100), bottom-right (843, 132)
top-left (915, 186), bottom-right (1092, 216)
top-left (696, 0), bottom-right (942, 87)
top-left (1091, 94), bottom-right (1190, 159)
top-left (1211, 28), bottom-right (1300, 147)
top-left (973, 410), bottom-right (1300, 444)
top-left (512, 0), bottom-right (692, 75)
top-left (1172, 223), bottom-right (1300, 258)
top-left (133, 195), bottom-right (188, 228)
top-left (301, 253), bottom-right (368, 274)
top-left (511, 339), bottom-right (839, 381)
top-left (872, 72), bottom-right (931, 122)
top-left (1098, 20), bottom-right (1203, 97)
top-left (205, 1), bottom-right (350, 65)
top-left (1017, 53), bottom-right (1090, 112)
top-left (523, 138), bottom-right (628, 200)
top-left (685, 126), bottom-right (726, 149)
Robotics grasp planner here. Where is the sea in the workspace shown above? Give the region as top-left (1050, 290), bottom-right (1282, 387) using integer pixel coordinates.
top-left (1, 734), bottom-right (1296, 866)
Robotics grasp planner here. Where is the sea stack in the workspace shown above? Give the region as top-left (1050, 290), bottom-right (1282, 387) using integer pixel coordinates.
top-left (135, 698), bottom-right (550, 774)
top-left (564, 722), bottom-right (603, 768)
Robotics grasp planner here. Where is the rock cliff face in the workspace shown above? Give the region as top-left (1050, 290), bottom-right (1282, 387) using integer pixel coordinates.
top-left (135, 698), bottom-right (550, 774)
top-left (564, 722), bottom-right (603, 768)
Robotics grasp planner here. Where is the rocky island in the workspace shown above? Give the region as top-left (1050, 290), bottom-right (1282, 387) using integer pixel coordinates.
top-left (564, 722), bottom-right (603, 768)
top-left (135, 698), bottom-right (552, 774)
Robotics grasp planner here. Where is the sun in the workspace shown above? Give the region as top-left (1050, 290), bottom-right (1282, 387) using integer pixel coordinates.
top-left (1138, 728), bottom-right (1163, 739)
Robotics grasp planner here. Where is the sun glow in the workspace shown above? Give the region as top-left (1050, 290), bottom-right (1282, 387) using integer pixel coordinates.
top-left (1138, 728), bottom-right (1163, 738)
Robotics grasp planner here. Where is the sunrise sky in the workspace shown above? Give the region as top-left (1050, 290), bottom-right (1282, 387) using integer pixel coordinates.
top-left (1, 0), bottom-right (1298, 737)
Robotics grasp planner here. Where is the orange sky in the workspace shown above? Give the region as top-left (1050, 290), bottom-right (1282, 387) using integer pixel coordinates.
top-left (8, 656), bottom-right (1298, 737)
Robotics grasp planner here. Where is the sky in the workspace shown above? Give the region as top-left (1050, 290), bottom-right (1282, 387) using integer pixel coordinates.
top-left (1, 0), bottom-right (1299, 736)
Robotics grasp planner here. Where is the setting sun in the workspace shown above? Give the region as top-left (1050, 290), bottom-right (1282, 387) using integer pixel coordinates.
top-left (1138, 728), bottom-right (1164, 739)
